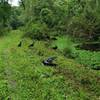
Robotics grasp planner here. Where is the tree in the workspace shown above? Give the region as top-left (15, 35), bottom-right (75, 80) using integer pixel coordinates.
top-left (0, 0), bottom-right (11, 35)
top-left (20, 0), bottom-right (100, 41)
top-left (0, 0), bottom-right (11, 26)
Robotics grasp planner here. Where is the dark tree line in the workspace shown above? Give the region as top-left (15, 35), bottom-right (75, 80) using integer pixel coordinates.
top-left (0, 0), bottom-right (100, 42)
top-left (19, 0), bottom-right (100, 41)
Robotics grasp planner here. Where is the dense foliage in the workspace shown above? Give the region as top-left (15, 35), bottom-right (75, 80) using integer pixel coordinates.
top-left (20, 0), bottom-right (100, 41)
top-left (0, 0), bottom-right (11, 35)
top-left (9, 7), bottom-right (24, 30)
top-left (0, 0), bottom-right (100, 41)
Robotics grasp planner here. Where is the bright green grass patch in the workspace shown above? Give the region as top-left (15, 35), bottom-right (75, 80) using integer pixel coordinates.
top-left (52, 36), bottom-right (73, 50)
top-left (75, 50), bottom-right (100, 68)
top-left (53, 36), bottom-right (100, 69)
top-left (0, 30), bottom-right (23, 53)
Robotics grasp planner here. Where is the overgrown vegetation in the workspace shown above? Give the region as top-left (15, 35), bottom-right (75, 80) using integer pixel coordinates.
top-left (0, 0), bottom-right (100, 99)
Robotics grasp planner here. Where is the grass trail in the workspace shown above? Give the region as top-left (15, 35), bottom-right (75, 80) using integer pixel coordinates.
top-left (0, 30), bottom-right (23, 54)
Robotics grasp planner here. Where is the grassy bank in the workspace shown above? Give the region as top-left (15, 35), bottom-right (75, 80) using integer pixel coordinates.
top-left (0, 31), bottom-right (100, 100)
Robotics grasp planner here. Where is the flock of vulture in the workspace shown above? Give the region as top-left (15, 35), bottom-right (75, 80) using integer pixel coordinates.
top-left (17, 37), bottom-right (100, 70)
top-left (18, 37), bottom-right (58, 67)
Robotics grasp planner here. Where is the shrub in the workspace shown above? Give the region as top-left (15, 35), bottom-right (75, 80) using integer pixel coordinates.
top-left (9, 17), bottom-right (24, 30)
top-left (53, 36), bottom-right (77, 58)
top-left (75, 50), bottom-right (100, 68)
top-left (24, 23), bottom-right (49, 40)
top-left (40, 8), bottom-right (55, 28)
top-left (67, 8), bottom-right (100, 41)
top-left (0, 25), bottom-right (10, 36)
top-left (63, 44), bottom-right (77, 58)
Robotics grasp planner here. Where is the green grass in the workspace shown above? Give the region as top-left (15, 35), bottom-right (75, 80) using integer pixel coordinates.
top-left (75, 50), bottom-right (100, 67)
top-left (0, 31), bottom-right (100, 100)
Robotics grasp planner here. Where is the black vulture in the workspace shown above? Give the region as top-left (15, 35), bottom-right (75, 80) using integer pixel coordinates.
top-left (91, 66), bottom-right (100, 70)
top-left (18, 41), bottom-right (22, 47)
top-left (51, 37), bottom-right (57, 40)
top-left (42, 57), bottom-right (57, 67)
top-left (28, 42), bottom-right (34, 48)
top-left (52, 46), bottom-right (58, 50)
